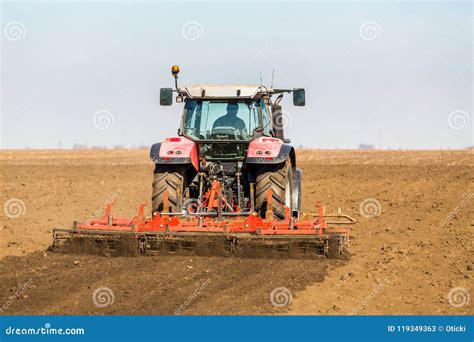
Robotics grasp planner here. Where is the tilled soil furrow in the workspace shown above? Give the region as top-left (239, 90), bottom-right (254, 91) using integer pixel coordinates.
top-left (0, 253), bottom-right (333, 315)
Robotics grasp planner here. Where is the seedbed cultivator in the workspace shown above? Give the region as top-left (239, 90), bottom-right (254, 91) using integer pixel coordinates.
top-left (53, 188), bottom-right (354, 258)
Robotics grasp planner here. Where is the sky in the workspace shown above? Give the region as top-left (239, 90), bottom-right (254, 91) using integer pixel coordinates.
top-left (1, 0), bottom-right (472, 149)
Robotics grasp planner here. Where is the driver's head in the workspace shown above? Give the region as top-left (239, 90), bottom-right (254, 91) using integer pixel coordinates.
top-left (226, 103), bottom-right (239, 117)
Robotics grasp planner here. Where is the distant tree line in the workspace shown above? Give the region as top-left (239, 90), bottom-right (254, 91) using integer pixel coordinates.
top-left (358, 143), bottom-right (375, 150)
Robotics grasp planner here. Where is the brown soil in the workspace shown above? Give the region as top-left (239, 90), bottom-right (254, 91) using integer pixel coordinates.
top-left (0, 149), bottom-right (472, 315)
top-left (0, 252), bottom-right (331, 315)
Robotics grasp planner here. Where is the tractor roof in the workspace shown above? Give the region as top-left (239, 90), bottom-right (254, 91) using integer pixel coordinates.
top-left (180, 84), bottom-right (274, 99)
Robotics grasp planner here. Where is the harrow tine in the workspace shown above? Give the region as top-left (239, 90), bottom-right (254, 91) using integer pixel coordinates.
top-left (163, 190), bottom-right (169, 213)
top-left (265, 189), bottom-right (274, 220)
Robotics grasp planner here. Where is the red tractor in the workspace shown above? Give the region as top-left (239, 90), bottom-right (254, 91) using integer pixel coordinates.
top-left (151, 65), bottom-right (305, 220)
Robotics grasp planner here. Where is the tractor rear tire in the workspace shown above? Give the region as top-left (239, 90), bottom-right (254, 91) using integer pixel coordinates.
top-left (152, 165), bottom-right (185, 214)
top-left (255, 159), bottom-right (293, 219)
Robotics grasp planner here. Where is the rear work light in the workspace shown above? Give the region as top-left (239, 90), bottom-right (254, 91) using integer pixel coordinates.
top-left (260, 137), bottom-right (282, 144)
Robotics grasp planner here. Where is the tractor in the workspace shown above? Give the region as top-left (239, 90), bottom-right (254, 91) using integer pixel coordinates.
top-left (52, 66), bottom-right (353, 258)
top-left (150, 65), bottom-right (305, 220)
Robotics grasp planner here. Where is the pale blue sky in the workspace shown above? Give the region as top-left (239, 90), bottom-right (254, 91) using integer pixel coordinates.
top-left (1, 0), bottom-right (472, 149)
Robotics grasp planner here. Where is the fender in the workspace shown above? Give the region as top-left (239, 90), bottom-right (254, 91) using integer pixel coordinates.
top-left (149, 136), bottom-right (199, 171)
top-left (246, 137), bottom-right (296, 166)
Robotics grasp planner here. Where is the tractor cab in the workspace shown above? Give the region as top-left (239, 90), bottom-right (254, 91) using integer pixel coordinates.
top-left (176, 85), bottom-right (273, 161)
top-left (181, 97), bottom-right (269, 142)
top-left (159, 66), bottom-right (305, 161)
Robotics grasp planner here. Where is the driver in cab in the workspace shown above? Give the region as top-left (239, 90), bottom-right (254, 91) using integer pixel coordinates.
top-left (212, 103), bottom-right (247, 133)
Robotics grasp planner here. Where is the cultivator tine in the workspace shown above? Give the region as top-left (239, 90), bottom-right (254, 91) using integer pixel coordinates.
top-left (265, 189), bottom-right (274, 220)
top-left (217, 191), bottom-right (223, 220)
top-left (105, 202), bottom-right (113, 217)
top-left (288, 208), bottom-right (294, 229)
top-left (317, 202), bottom-right (327, 229)
top-left (250, 183), bottom-right (255, 212)
top-left (177, 187), bottom-right (182, 212)
top-left (137, 203), bottom-right (146, 223)
top-left (163, 190), bottom-right (169, 213)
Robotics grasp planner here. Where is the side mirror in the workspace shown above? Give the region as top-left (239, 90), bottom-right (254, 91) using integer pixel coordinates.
top-left (160, 88), bottom-right (173, 106)
top-left (293, 88), bottom-right (305, 106)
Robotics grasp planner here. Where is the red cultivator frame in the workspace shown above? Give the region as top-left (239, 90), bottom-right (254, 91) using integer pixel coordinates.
top-left (53, 189), bottom-right (355, 258)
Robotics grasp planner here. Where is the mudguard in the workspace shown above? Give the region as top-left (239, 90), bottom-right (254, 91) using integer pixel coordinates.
top-left (246, 137), bottom-right (296, 166)
top-left (149, 136), bottom-right (199, 171)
